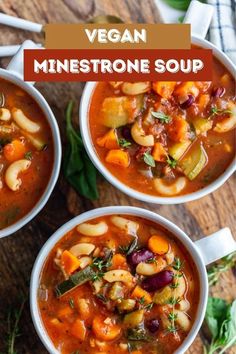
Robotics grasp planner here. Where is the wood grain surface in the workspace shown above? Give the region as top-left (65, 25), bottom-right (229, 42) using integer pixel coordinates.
top-left (0, 1), bottom-right (235, 353)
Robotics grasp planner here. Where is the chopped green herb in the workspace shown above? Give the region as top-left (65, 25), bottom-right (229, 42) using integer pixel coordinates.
top-left (139, 296), bottom-right (146, 305)
top-left (24, 151), bottom-right (33, 161)
top-left (143, 152), bottom-right (155, 167)
top-left (168, 312), bottom-right (178, 321)
top-left (166, 156), bottom-right (177, 169)
top-left (208, 106), bottom-right (231, 120)
top-left (167, 297), bottom-right (181, 305)
top-left (146, 257), bottom-right (157, 264)
top-left (173, 257), bottom-right (183, 271)
top-left (119, 138), bottom-right (132, 148)
top-left (166, 324), bottom-right (178, 334)
top-left (69, 298), bottom-right (74, 309)
top-left (151, 111), bottom-right (171, 124)
top-left (119, 238), bottom-right (138, 256)
top-left (170, 282), bottom-right (179, 289)
top-left (144, 302), bottom-right (154, 311)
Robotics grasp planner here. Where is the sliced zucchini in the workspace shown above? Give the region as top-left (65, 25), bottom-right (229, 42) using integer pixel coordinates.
top-left (153, 286), bottom-right (172, 305)
top-left (192, 117), bottom-right (213, 135)
top-left (24, 132), bottom-right (47, 151)
top-left (117, 299), bottom-right (136, 313)
top-left (168, 140), bottom-right (192, 160)
top-left (179, 143), bottom-right (208, 180)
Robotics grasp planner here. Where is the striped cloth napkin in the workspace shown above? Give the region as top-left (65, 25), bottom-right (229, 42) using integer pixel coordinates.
top-left (207, 0), bottom-right (236, 64)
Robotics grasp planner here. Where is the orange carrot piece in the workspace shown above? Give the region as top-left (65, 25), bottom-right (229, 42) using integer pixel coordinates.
top-left (167, 116), bottom-right (189, 143)
top-left (131, 285), bottom-right (152, 304)
top-left (3, 139), bottom-right (27, 162)
top-left (174, 81), bottom-right (199, 98)
top-left (57, 306), bottom-right (74, 320)
top-left (110, 253), bottom-right (128, 270)
top-left (148, 235), bottom-right (169, 255)
top-left (96, 129), bottom-right (119, 150)
top-left (152, 142), bottom-right (167, 162)
top-left (152, 82), bottom-right (176, 98)
top-left (61, 250), bottom-right (80, 275)
top-left (92, 316), bottom-right (121, 341)
top-left (105, 149), bottom-right (130, 168)
top-left (71, 319), bottom-right (87, 341)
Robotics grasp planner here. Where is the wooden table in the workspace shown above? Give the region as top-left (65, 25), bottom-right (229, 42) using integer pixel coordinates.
top-left (0, 1), bottom-right (235, 353)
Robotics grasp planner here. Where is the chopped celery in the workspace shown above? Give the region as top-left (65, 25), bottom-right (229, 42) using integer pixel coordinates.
top-left (168, 140), bottom-right (192, 160)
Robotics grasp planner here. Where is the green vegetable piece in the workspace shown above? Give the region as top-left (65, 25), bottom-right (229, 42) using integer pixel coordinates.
top-left (109, 282), bottom-right (124, 301)
top-left (168, 140), bottom-right (192, 160)
top-left (124, 309), bottom-right (144, 327)
top-left (151, 111), bottom-right (171, 124)
top-left (117, 299), bottom-right (136, 313)
top-left (192, 117), bottom-right (213, 135)
top-left (126, 327), bottom-right (152, 341)
top-left (55, 266), bottom-right (96, 297)
top-left (63, 101), bottom-right (98, 200)
top-left (153, 286), bottom-right (172, 305)
top-left (162, 0), bottom-right (191, 11)
top-left (179, 143), bottom-right (207, 180)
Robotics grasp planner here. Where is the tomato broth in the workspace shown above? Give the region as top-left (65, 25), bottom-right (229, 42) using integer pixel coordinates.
top-left (0, 78), bottom-right (54, 229)
top-left (39, 215), bottom-right (199, 354)
top-left (89, 55), bottom-right (235, 197)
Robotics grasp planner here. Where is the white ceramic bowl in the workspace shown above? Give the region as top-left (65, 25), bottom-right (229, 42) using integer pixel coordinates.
top-left (30, 206), bottom-right (236, 354)
top-left (0, 42), bottom-right (61, 238)
top-left (79, 35), bottom-right (236, 204)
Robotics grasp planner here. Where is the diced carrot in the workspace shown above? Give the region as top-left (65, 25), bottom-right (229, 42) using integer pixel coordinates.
top-left (148, 235), bottom-right (169, 255)
top-left (96, 129), bottom-right (119, 150)
top-left (152, 82), bottom-right (176, 98)
top-left (92, 316), bottom-right (121, 341)
top-left (152, 142), bottom-right (167, 162)
top-left (167, 116), bottom-right (189, 142)
top-left (131, 285), bottom-right (152, 304)
top-left (57, 306), bottom-right (74, 320)
top-left (105, 149), bottom-right (130, 168)
top-left (110, 254), bottom-right (128, 270)
top-left (3, 139), bottom-right (27, 162)
top-left (197, 94), bottom-right (210, 112)
top-left (174, 82), bottom-right (199, 99)
top-left (61, 250), bottom-right (80, 275)
top-left (71, 319), bottom-right (87, 341)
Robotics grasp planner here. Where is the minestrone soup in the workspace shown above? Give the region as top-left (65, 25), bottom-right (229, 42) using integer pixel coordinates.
top-left (0, 78), bottom-right (54, 229)
top-left (39, 215), bottom-right (199, 354)
top-left (89, 57), bottom-right (235, 197)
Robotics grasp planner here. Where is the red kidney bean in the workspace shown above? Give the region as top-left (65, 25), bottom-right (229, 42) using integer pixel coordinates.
top-left (146, 319), bottom-right (160, 333)
top-left (212, 87), bottom-right (225, 98)
top-left (122, 126), bottom-right (132, 140)
top-left (127, 248), bottom-right (154, 267)
top-left (142, 270), bottom-right (174, 292)
top-left (180, 94), bottom-right (195, 109)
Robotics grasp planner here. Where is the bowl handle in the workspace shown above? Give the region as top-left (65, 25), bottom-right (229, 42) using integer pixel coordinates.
top-left (183, 0), bottom-right (214, 39)
top-left (194, 227), bottom-right (236, 266)
top-left (6, 40), bottom-right (41, 85)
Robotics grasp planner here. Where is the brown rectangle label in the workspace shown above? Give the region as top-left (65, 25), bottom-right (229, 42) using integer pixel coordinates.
top-left (24, 49), bottom-right (212, 82)
top-left (45, 24), bottom-right (190, 49)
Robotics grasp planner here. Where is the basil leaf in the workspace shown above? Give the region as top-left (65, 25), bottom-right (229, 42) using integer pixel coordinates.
top-left (143, 152), bottom-right (155, 167)
top-left (151, 111), bottom-right (171, 123)
top-left (63, 101), bottom-right (99, 200)
top-left (206, 298), bottom-right (228, 339)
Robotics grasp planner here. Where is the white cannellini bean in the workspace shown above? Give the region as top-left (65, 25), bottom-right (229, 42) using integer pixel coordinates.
top-left (5, 159), bottom-right (31, 191)
top-left (171, 270), bottom-right (187, 298)
top-left (77, 221), bottom-right (108, 236)
top-left (12, 108), bottom-right (40, 133)
top-left (103, 270), bottom-right (134, 286)
top-left (0, 108), bottom-right (11, 121)
top-left (174, 310), bottom-right (191, 331)
top-left (122, 82), bottom-right (151, 95)
top-left (110, 216), bottom-right (139, 235)
top-left (79, 256), bottom-right (92, 269)
top-left (136, 261), bottom-right (166, 276)
top-left (131, 121), bottom-right (154, 146)
top-left (153, 177), bottom-right (187, 196)
top-left (69, 243), bottom-right (95, 257)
